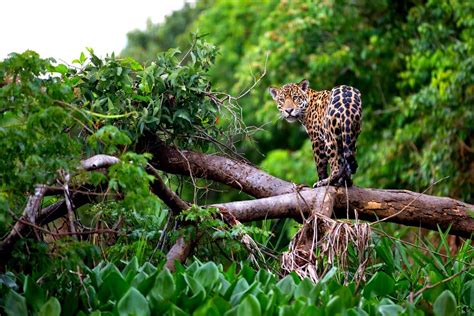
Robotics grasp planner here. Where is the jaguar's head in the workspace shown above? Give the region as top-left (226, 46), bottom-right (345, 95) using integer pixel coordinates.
top-left (269, 79), bottom-right (309, 123)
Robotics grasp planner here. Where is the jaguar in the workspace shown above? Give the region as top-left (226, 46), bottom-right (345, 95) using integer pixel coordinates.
top-left (269, 79), bottom-right (362, 187)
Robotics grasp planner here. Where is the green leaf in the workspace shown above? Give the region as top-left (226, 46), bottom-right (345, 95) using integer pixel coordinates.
top-left (4, 290), bottom-right (27, 316)
top-left (137, 271), bottom-right (158, 296)
top-left (321, 267), bottom-right (338, 283)
top-left (462, 280), bottom-right (474, 307)
top-left (23, 275), bottom-right (46, 311)
top-left (102, 270), bottom-right (130, 300)
top-left (182, 274), bottom-right (206, 310)
top-left (81, 285), bottom-right (98, 309)
top-left (230, 278), bottom-right (250, 305)
top-left (300, 305), bottom-right (322, 316)
top-left (363, 271), bottom-right (395, 298)
top-left (107, 98), bottom-right (115, 111)
top-left (122, 256), bottom-right (139, 282)
top-left (194, 296), bottom-right (231, 316)
top-left (194, 262), bottom-right (219, 290)
top-left (123, 57), bottom-right (143, 71)
top-left (239, 264), bottom-right (256, 284)
top-left (325, 296), bottom-right (344, 315)
top-left (294, 278), bottom-right (315, 301)
top-left (276, 275), bottom-right (296, 298)
top-left (62, 290), bottom-right (79, 316)
top-left (54, 64), bottom-right (68, 75)
top-left (154, 268), bottom-right (176, 300)
top-left (117, 288), bottom-right (150, 316)
top-left (237, 294), bottom-right (261, 316)
top-left (173, 109), bottom-right (192, 123)
top-left (167, 304), bottom-right (187, 316)
top-left (38, 297), bottom-right (61, 316)
top-left (142, 262), bottom-right (157, 275)
top-left (433, 290), bottom-right (457, 316)
top-left (377, 300), bottom-right (403, 316)
top-left (0, 272), bottom-right (18, 290)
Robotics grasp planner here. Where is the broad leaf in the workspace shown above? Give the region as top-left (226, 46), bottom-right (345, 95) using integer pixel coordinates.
top-left (433, 290), bottom-right (457, 316)
top-left (194, 262), bottom-right (219, 290)
top-left (4, 290), bottom-right (27, 316)
top-left (237, 294), bottom-right (261, 316)
top-left (23, 275), bottom-right (46, 311)
top-left (38, 297), bottom-right (61, 316)
top-left (117, 288), bottom-right (150, 316)
top-left (363, 271), bottom-right (395, 298)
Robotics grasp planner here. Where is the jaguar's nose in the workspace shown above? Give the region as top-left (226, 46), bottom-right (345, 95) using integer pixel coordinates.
top-left (285, 108), bottom-right (292, 114)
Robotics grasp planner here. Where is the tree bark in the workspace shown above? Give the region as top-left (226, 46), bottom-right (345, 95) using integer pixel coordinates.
top-left (212, 187), bottom-right (474, 238)
top-left (150, 144), bottom-right (295, 198)
top-left (151, 146), bottom-right (474, 238)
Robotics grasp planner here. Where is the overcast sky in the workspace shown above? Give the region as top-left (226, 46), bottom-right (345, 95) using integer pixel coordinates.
top-left (0, 0), bottom-right (188, 62)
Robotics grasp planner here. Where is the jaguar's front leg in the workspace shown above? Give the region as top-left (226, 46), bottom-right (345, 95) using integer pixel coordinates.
top-left (313, 132), bottom-right (344, 188)
top-left (313, 153), bottom-right (330, 188)
top-left (313, 157), bottom-right (344, 188)
top-left (310, 134), bottom-right (328, 187)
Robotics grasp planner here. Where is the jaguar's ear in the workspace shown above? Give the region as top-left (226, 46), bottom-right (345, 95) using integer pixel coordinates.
top-left (268, 87), bottom-right (279, 100)
top-left (299, 79), bottom-right (309, 92)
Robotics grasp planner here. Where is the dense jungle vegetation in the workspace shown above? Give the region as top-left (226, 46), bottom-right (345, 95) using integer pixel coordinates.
top-left (1, 0), bottom-right (473, 315)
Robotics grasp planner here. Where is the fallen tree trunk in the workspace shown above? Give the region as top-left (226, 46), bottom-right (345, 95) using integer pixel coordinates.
top-left (152, 146), bottom-right (474, 238)
top-left (213, 187), bottom-right (474, 238)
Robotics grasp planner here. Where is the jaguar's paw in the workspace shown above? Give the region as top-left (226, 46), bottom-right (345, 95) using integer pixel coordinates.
top-left (313, 180), bottom-right (327, 188)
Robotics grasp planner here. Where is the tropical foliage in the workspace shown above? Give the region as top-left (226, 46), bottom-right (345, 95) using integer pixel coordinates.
top-left (2, 233), bottom-right (473, 315)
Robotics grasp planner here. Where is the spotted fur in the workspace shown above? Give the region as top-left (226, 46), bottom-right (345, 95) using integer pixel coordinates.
top-left (269, 79), bottom-right (362, 187)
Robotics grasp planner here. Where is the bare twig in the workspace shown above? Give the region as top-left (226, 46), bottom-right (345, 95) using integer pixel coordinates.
top-left (14, 216), bottom-right (117, 237)
top-left (59, 170), bottom-right (77, 238)
top-left (412, 268), bottom-right (467, 298)
top-left (73, 266), bottom-right (92, 309)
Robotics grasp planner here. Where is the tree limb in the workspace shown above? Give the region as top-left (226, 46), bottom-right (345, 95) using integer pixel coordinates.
top-left (80, 154), bottom-right (120, 170)
top-left (211, 187), bottom-right (474, 238)
top-left (0, 190), bottom-right (93, 263)
top-left (146, 163), bottom-right (197, 271)
top-left (151, 145), bottom-right (474, 238)
top-left (150, 144), bottom-right (295, 198)
top-left (147, 163), bottom-right (190, 215)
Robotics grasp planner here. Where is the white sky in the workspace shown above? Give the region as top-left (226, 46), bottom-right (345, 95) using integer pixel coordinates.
top-left (0, 0), bottom-right (188, 63)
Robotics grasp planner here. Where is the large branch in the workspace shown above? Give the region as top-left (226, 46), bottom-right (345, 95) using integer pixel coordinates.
top-left (212, 187), bottom-right (474, 238)
top-left (151, 144), bottom-right (295, 198)
top-left (151, 145), bottom-right (474, 238)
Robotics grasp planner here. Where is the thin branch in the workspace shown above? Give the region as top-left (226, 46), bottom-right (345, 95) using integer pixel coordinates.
top-left (59, 170), bottom-right (77, 238)
top-left (14, 216), bottom-right (117, 237)
top-left (412, 268), bottom-right (468, 298)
